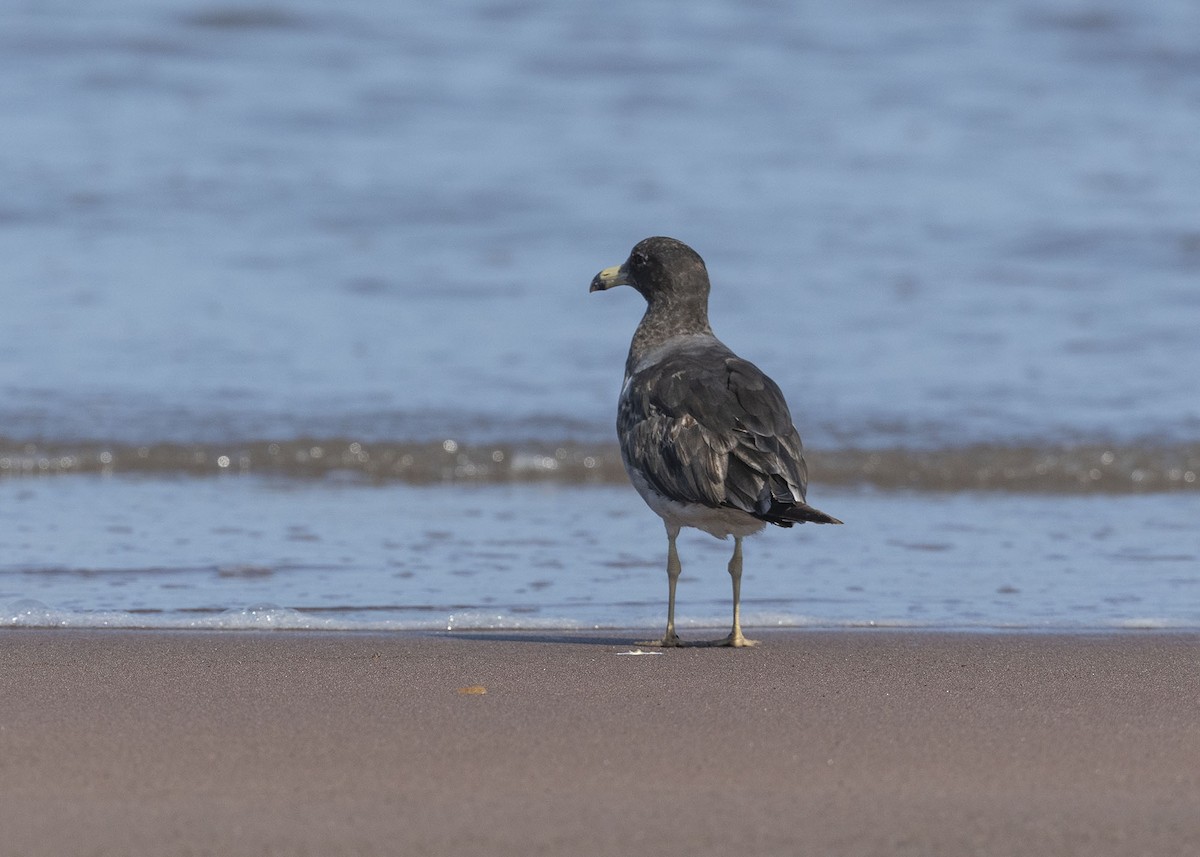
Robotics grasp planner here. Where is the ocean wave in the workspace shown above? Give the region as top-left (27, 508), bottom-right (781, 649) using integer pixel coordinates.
top-left (2, 436), bottom-right (1198, 494)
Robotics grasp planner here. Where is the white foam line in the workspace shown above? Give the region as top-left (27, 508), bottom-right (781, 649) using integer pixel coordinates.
top-left (4, 600), bottom-right (1197, 634)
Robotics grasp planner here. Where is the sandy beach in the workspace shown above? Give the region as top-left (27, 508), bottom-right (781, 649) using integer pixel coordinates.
top-left (1, 629), bottom-right (1197, 856)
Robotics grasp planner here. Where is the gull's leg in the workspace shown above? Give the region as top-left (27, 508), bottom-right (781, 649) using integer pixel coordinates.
top-left (640, 525), bottom-right (683, 647)
top-left (712, 536), bottom-right (758, 647)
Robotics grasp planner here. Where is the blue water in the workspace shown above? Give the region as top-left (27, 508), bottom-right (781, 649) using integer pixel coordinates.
top-left (1, 0), bottom-right (1198, 630)
top-left (3, 0), bottom-right (1199, 445)
top-left (3, 478), bottom-right (1198, 631)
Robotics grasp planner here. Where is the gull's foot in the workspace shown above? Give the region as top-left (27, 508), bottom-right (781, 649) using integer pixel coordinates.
top-left (700, 631), bottom-right (759, 648)
top-left (637, 632), bottom-right (684, 648)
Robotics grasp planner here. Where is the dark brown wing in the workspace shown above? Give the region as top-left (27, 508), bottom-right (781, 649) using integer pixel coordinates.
top-left (618, 339), bottom-right (839, 526)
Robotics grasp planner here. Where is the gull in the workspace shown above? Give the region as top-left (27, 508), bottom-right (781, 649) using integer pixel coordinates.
top-left (590, 237), bottom-right (842, 647)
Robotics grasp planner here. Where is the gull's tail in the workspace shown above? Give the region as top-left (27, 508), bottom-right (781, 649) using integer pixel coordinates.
top-left (766, 500), bottom-right (843, 527)
top-left (749, 475), bottom-right (843, 527)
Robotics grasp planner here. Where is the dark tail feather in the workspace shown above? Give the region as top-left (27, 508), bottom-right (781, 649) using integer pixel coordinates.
top-left (762, 500), bottom-right (843, 527)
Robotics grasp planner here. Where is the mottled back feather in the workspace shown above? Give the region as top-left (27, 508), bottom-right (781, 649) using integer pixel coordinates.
top-left (618, 337), bottom-right (833, 527)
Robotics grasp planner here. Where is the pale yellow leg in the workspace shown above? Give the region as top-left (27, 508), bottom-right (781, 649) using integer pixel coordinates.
top-left (710, 536), bottom-right (758, 647)
top-left (640, 526), bottom-right (683, 647)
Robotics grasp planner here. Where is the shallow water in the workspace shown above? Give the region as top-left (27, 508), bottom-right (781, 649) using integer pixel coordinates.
top-left (2, 0), bottom-right (1198, 631)
top-left (4, 478), bottom-right (1198, 631)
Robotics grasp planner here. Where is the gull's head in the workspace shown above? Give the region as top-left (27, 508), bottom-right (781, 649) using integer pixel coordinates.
top-left (589, 237), bottom-right (709, 305)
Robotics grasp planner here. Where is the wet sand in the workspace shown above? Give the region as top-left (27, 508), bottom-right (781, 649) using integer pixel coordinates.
top-left (1, 629), bottom-right (1197, 856)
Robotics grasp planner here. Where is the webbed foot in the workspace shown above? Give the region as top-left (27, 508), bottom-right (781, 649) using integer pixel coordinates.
top-left (637, 632), bottom-right (685, 648)
top-left (700, 631), bottom-right (759, 648)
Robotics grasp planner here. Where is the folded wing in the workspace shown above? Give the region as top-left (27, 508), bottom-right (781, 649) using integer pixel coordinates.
top-left (618, 341), bottom-right (838, 527)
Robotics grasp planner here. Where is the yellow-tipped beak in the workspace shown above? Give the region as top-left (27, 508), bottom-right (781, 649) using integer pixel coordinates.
top-left (589, 264), bottom-right (630, 293)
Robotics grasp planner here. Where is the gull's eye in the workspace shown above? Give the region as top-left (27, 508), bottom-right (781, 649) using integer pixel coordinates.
top-left (630, 251), bottom-right (647, 268)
